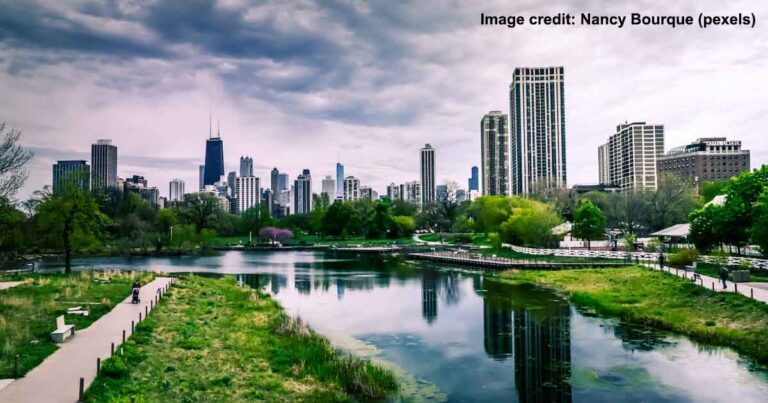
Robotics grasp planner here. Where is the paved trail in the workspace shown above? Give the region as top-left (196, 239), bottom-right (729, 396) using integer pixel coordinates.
top-left (645, 263), bottom-right (768, 303)
top-left (0, 277), bottom-right (174, 403)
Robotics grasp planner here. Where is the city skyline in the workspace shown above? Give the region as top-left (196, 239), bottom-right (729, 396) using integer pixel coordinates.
top-left (3, 1), bottom-right (767, 200)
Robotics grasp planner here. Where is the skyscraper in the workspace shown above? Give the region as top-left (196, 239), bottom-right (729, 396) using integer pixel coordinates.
top-left (335, 162), bottom-right (344, 199)
top-left (169, 179), bottom-right (185, 202)
top-left (227, 171), bottom-right (237, 196)
top-left (278, 173), bottom-right (289, 192)
top-left (321, 175), bottom-right (335, 198)
top-left (468, 166), bottom-right (479, 192)
top-left (481, 111), bottom-right (510, 195)
top-left (599, 122), bottom-right (664, 192)
top-left (270, 168), bottom-right (280, 194)
top-left (235, 176), bottom-right (261, 213)
top-left (420, 144), bottom-right (435, 204)
top-left (386, 183), bottom-right (401, 200)
top-left (203, 128), bottom-right (224, 186)
top-left (343, 176), bottom-right (360, 201)
top-left (239, 156), bottom-right (254, 177)
top-left (52, 160), bottom-right (89, 195)
top-left (405, 180), bottom-right (422, 204)
top-left (294, 170), bottom-right (312, 214)
top-left (198, 165), bottom-right (205, 191)
top-left (91, 139), bottom-right (118, 193)
top-left (509, 67), bottom-right (566, 195)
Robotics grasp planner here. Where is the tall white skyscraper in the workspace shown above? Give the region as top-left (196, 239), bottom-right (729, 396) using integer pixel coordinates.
top-left (236, 176), bottom-right (261, 213)
top-left (599, 122), bottom-right (664, 192)
top-left (169, 179), bottom-right (185, 202)
top-left (386, 183), bottom-right (401, 200)
top-left (91, 139), bottom-right (117, 192)
top-left (343, 176), bottom-right (360, 201)
top-left (598, 144), bottom-right (610, 185)
top-left (335, 162), bottom-right (344, 199)
top-left (509, 67), bottom-right (566, 195)
top-left (420, 144), bottom-right (435, 205)
top-left (321, 175), bottom-right (336, 198)
top-left (481, 111), bottom-right (510, 196)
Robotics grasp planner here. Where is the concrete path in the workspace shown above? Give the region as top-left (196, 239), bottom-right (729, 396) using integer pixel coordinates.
top-left (645, 263), bottom-right (768, 303)
top-left (0, 282), bottom-right (24, 291)
top-left (0, 277), bottom-right (175, 403)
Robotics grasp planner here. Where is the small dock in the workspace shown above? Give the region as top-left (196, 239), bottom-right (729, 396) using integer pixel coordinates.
top-left (407, 251), bottom-right (627, 270)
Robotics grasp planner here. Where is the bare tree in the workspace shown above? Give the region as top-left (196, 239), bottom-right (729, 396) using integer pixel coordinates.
top-left (0, 123), bottom-right (33, 198)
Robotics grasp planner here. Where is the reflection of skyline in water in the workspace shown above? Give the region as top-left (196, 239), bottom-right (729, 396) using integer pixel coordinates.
top-left (86, 251), bottom-right (767, 403)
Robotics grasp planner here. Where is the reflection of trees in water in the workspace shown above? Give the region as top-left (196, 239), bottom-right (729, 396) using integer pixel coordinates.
top-left (270, 274), bottom-right (287, 295)
top-left (611, 323), bottom-right (675, 352)
top-left (422, 269), bottom-right (439, 325)
top-left (239, 274), bottom-right (270, 290)
top-left (442, 272), bottom-right (461, 306)
top-left (336, 278), bottom-right (345, 300)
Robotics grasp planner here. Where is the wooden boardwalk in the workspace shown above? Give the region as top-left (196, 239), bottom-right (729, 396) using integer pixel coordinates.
top-left (407, 252), bottom-right (627, 270)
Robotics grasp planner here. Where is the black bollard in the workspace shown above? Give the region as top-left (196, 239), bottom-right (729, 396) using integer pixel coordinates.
top-left (97, 357), bottom-right (101, 374)
top-left (78, 377), bottom-right (84, 402)
top-left (712, 282), bottom-right (715, 291)
top-left (139, 312), bottom-right (142, 322)
top-left (145, 306), bottom-right (148, 316)
top-left (751, 288), bottom-right (754, 299)
top-left (132, 320), bottom-right (135, 333)
top-left (14, 354), bottom-right (19, 379)
top-left (735, 283), bottom-right (738, 294)
top-left (122, 330), bottom-right (126, 343)
top-left (111, 342), bottom-right (115, 356)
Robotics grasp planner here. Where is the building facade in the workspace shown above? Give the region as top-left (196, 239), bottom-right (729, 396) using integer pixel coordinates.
top-left (294, 170), bottom-right (312, 215)
top-left (203, 136), bottom-right (224, 186)
top-left (420, 144), bottom-right (435, 204)
top-left (481, 111), bottom-right (510, 195)
top-left (599, 122), bottom-right (664, 192)
top-left (169, 179), bottom-right (185, 202)
top-left (53, 160), bottom-right (90, 195)
top-left (468, 166), bottom-right (479, 192)
top-left (198, 165), bottom-right (205, 191)
top-left (657, 137), bottom-right (750, 186)
top-left (239, 156), bottom-right (253, 177)
top-left (321, 175), bottom-right (336, 198)
top-left (343, 176), bottom-right (360, 201)
top-left (91, 139), bottom-right (118, 192)
top-left (386, 183), bottom-right (401, 200)
top-left (270, 168), bottom-right (280, 194)
top-left (597, 143), bottom-right (610, 185)
top-left (235, 176), bottom-right (261, 213)
top-left (405, 180), bottom-right (422, 204)
top-left (335, 162), bottom-right (344, 199)
top-left (509, 67), bottom-right (567, 195)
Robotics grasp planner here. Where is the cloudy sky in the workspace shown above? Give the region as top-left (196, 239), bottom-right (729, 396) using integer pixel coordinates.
top-left (2, 0), bottom-right (767, 199)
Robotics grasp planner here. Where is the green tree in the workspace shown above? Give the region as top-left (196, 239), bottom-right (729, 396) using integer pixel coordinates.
top-left (182, 193), bottom-right (220, 233)
top-left (751, 189), bottom-right (768, 256)
top-left (646, 174), bottom-right (699, 231)
top-left (321, 202), bottom-right (353, 238)
top-left (239, 204), bottom-right (274, 242)
top-left (498, 197), bottom-right (561, 247)
top-left (35, 187), bottom-right (108, 272)
top-left (390, 215), bottom-right (415, 238)
top-left (700, 180), bottom-right (729, 203)
top-left (0, 197), bottom-right (26, 258)
top-left (572, 200), bottom-right (607, 250)
top-left (688, 204), bottom-right (725, 252)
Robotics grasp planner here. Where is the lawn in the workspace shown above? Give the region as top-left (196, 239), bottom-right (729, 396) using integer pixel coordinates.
top-left (499, 267), bottom-right (768, 364)
top-left (0, 271), bottom-right (155, 378)
top-left (85, 275), bottom-right (398, 402)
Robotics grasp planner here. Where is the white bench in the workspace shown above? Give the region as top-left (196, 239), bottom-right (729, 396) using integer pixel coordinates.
top-left (51, 315), bottom-right (75, 343)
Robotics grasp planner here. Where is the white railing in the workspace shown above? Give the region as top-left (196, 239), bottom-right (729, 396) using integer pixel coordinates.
top-left (501, 244), bottom-right (768, 270)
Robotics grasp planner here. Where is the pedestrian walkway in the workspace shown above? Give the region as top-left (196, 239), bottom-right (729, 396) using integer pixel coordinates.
top-left (0, 277), bottom-right (175, 403)
top-left (0, 281), bottom-right (23, 291)
top-left (645, 263), bottom-right (768, 303)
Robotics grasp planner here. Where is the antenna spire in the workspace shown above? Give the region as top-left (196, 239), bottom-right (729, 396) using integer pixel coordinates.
top-left (217, 119), bottom-right (220, 137)
top-left (208, 111), bottom-right (212, 139)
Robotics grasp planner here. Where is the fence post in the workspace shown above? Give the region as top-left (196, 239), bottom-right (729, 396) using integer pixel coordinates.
top-left (712, 282), bottom-right (715, 291)
top-left (735, 282), bottom-right (738, 294)
top-left (122, 330), bottom-right (126, 343)
top-left (78, 377), bottom-right (84, 402)
top-left (132, 320), bottom-right (135, 333)
top-left (111, 342), bottom-right (115, 356)
top-left (751, 288), bottom-right (754, 299)
top-left (97, 357), bottom-right (101, 374)
top-left (14, 354), bottom-right (19, 379)
top-left (139, 312), bottom-right (142, 322)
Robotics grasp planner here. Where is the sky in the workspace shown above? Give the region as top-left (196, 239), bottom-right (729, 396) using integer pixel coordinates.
top-left (2, 0), bottom-right (767, 200)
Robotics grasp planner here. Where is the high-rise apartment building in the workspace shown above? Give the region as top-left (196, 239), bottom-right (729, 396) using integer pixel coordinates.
top-left (598, 122), bottom-right (664, 192)
top-left (227, 171), bottom-right (237, 196)
top-left (239, 156), bottom-right (254, 177)
top-left (53, 160), bottom-right (90, 195)
top-left (124, 175), bottom-right (159, 206)
top-left (481, 111), bottom-right (510, 195)
top-left (294, 170), bottom-right (312, 214)
top-left (91, 139), bottom-right (118, 192)
top-left (468, 166), bottom-right (479, 192)
top-left (343, 176), bottom-right (360, 201)
top-left (336, 162), bottom-right (344, 199)
top-left (169, 179), bottom-right (185, 202)
top-left (278, 173), bottom-right (289, 192)
top-left (235, 176), bottom-right (261, 213)
top-left (203, 134), bottom-right (224, 186)
top-left (321, 175), bottom-right (335, 198)
top-left (386, 183), bottom-right (401, 200)
top-left (597, 144), bottom-right (610, 185)
top-left (270, 168), bottom-right (280, 194)
top-left (198, 165), bottom-right (205, 191)
top-left (405, 180), bottom-right (422, 204)
top-left (657, 137), bottom-right (750, 186)
top-left (420, 144), bottom-right (435, 204)
top-left (509, 67), bottom-right (566, 194)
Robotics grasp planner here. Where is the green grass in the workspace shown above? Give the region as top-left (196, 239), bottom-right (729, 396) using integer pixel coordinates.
top-left (499, 267), bottom-right (768, 363)
top-left (85, 275), bottom-right (398, 402)
top-left (208, 236), bottom-right (251, 246)
top-left (417, 233), bottom-right (441, 242)
top-left (0, 271), bottom-right (155, 378)
top-left (694, 262), bottom-right (768, 283)
top-left (317, 236), bottom-right (414, 247)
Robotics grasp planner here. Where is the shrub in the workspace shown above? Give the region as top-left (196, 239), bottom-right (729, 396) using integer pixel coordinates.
top-left (100, 355), bottom-right (129, 378)
top-left (668, 248), bottom-right (699, 268)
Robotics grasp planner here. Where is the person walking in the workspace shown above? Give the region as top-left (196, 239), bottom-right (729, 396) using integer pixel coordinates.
top-left (658, 253), bottom-right (665, 269)
top-left (719, 265), bottom-right (729, 289)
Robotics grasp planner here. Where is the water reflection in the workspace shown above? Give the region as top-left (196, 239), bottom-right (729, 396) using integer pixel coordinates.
top-left (37, 252), bottom-right (768, 402)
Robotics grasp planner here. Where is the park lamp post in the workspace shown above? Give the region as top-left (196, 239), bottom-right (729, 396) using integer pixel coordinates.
top-left (170, 225), bottom-right (174, 241)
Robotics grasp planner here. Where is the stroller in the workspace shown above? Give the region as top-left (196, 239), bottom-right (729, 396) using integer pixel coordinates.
top-left (131, 287), bottom-right (141, 304)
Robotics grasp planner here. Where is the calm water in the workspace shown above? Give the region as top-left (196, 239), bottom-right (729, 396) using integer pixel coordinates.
top-left (38, 251), bottom-right (768, 402)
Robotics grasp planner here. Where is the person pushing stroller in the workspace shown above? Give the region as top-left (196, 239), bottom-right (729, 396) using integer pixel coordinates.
top-left (131, 280), bottom-right (141, 304)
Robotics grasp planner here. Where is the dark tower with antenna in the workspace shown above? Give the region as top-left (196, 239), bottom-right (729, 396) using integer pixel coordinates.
top-left (203, 117), bottom-right (224, 186)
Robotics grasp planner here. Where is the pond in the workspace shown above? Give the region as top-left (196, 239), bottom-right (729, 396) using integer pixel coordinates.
top-left (37, 251), bottom-right (768, 402)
